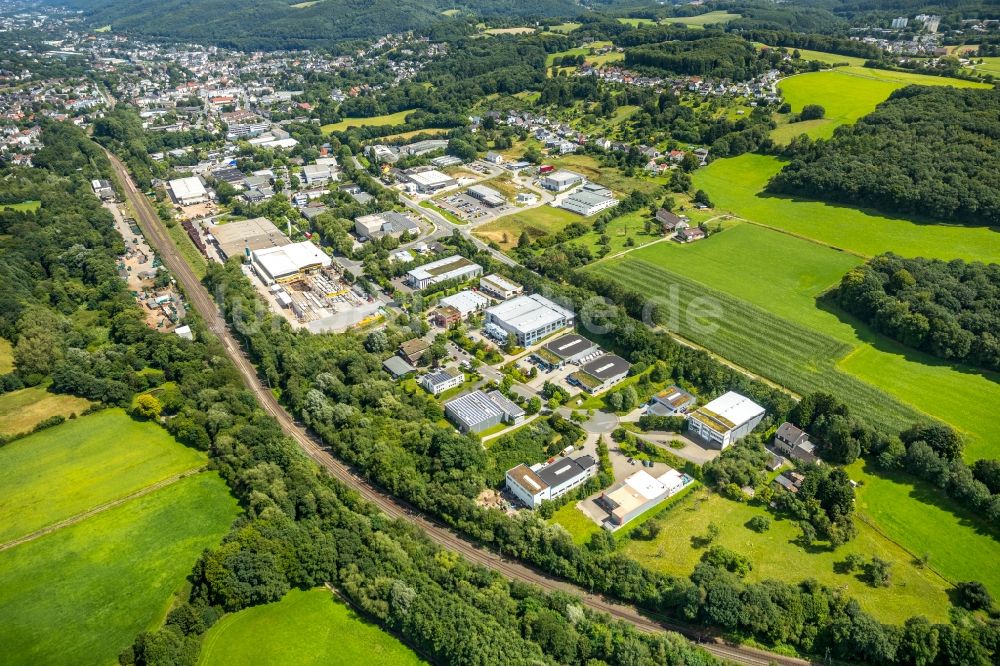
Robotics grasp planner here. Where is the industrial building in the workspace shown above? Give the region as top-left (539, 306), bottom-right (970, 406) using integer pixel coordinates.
top-left (687, 391), bottom-right (765, 449)
top-left (532, 333), bottom-right (601, 370)
top-left (505, 455), bottom-right (599, 509)
top-left (401, 139), bottom-right (448, 156)
top-left (301, 164), bottom-right (336, 186)
top-left (207, 217), bottom-right (290, 261)
top-left (647, 386), bottom-right (697, 416)
top-left (479, 274), bottom-right (522, 300)
top-left (383, 355), bottom-right (416, 379)
top-left (250, 241), bottom-right (332, 285)
top-left (597, 468), bottom-right (690, 527)
top-left (354, 211), bottom-right (420, 240)
top-left (483, 294), bottom-right (574, 346)
top-left (398, 338), bottom-right (430, 365)
top-left (406, 255), bottom-right (482, 289)
top-left (168, 176), bottom-right (209, 205)
top-left (420, 368), bottom-right (465, 396)
top-left (467, 185), bottom-right (505, 208)
top-left (570, 354), bottom-right (631, 394)
top-left (402, 168), bottom-right (457, 194)
top-left (540, 170), bottom-right (584, 192)
top-left (439, 290), bottom-right (489, 318)
top-left (560, 189), bottom-right (619, 217)
top-left (444, 389), bottom-right (526, 433)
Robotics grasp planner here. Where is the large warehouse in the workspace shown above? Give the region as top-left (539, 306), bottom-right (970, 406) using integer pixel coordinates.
top-left (687, 391), bottom-right (765, 449)
top-left (403, 169), bottom-right (457, 194)
top-left (597, 468), bottom-right (690, 527)
top-left (208, 217), bottom-right (290, 261)
top-left (484, 294), bottom-right (574, 346)
top-left (444, 389), bottom-right (526, 433)
top-left (250, 241), bottom-right (331, 285)
top-left (570, 354), bottom-right (631, 394)
top-left (560, 189), bottom-right (619, 217)
top-left (540, 170), bottom-right (583, 192)
top-left (168, 176), bottom-right (209, 206)
top-left (406, 255), bottom-right (482, 289)
top-left (532, 333), bottom-right (601, 370)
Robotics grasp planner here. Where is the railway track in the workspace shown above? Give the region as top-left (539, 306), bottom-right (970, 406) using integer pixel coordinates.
top-left (105, 149), bottom-right (811, 666)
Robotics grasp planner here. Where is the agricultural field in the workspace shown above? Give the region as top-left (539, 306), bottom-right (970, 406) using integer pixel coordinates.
top-left (484, 27), bottom-right (535, 35)
top-left (198, 588), bottom-right (427, 666)
top-left (621, 487), bottom-right (952, 625)
top-left (663, 11), bottom-right (741, 28)
top-left (593, 224), bottom-right (1000, 459)
top-left (847, 460), bottom-right (1000, 600)
top-left (970, 56), bottom-right (1000, 77)
top-left (0, 472), bottom-right (238, 665)
top-left (546, 21), bottom-right (581, 33)
top-left (0, 386), bottom-right (94, 438)
top-left (691, 153), bottom-right (1000, 264)
top-left (0, 408), bottom-right (207, 543)
top-left (0, 200), bottom-right (40, 212)
top-left (772, 66), bottom-right (989, 142)
top-left (0, 337), bottom-right (12, 373)
top-left (377, 127), bottom-right (450, 142)
top-left (617, 17), bottom-right (656, 26)
top-left (587, 256), bottom-right (924, 433)
top-left (321, 109), bottom-right (416, 134)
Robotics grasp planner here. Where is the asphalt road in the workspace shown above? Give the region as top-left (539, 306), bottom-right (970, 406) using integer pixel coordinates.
top-left (105, 149), bottom-right (811, 666)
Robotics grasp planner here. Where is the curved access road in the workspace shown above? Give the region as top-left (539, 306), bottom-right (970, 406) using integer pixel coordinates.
top-left (105, 149), bottom-right (811, 666)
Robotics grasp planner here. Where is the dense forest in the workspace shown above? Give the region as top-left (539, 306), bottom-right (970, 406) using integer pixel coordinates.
top-left (47, 0), bottom-right (589, 50)
top-left (624, 35), bottom-right (767, 81)
top-left (770, 86), bottom-right (1000, 226)
top-left (834, 253), bottom-right (1000, 372)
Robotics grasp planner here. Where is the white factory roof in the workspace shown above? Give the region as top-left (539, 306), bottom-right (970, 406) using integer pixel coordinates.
top-left (440, 290), bottom-right (489, 316)
top-left (545, 170), bottom-right (582, 183)
top-left (252, 241), bottom-right (331, 279)
top-left (408, 169), bottom-right (454, 187)
top-left (623, 470), bottom-right (667, 501)
top-left (480, 273), bottom-right (521, 294)
top-left (699, 391), bottom-right (765, 429)
top-left (169, 176), bottom-right (206, 199)
top-left (486, 294), bottom-right (573, 334)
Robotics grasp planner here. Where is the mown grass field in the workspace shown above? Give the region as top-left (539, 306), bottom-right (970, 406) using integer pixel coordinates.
top-left (550, 502), bottom-right (601, 545)
top-left (0, 409), bottom-right (207, 543)
top-left (0, 472), bottom-right (238, 665)
top-left (847, 460), bottom-right (1000, 600)
top-left (0, 200), bottom-right (40, 212)
top-left (691, 153), bottom-right (1000, 264)
top-left (772, 66), bottom-right (989, 142)
top-left (376, 127), bottom-right (450, 142)
top-left (0, 337), bottom-right (13, 373)
top-left (621, 487), bottom-right (951, 625)
top-left (321, 109), bottom-right (416, 134)
top-left (664, 11), bottom-right (741, 28)
top-left (971, 56), bottom-right (1000, 77)
top-left (0, 386), bottom-right (94, 437)
top-left (475, 205), bottom-right (590, 249)
top-left (587, 256), bottom-right (923, 432)
top-left (594, 224), bottom-right (1000, 459)
top-left (198, 588), bottom-right (427, 666)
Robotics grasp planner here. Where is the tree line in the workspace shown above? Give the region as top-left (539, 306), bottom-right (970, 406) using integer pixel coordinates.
top-left (770, 86), bottom-right (1000, 226)
top-left (834, 253), bottom-right (1000, 372)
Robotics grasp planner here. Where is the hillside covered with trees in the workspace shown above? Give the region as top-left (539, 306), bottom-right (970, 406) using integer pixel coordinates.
top-left (834, 253), bottom-right (1000, 372)
top-left (769, 86), bottom-right (1000, 226)
top-left (47, 0), bottom-right (594, 50)
top-left (624, 35), bottom-right (766, 81)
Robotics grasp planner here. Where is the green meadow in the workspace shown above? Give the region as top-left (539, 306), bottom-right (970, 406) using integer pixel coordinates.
top-left (754, 43), bottom-right (866, 67)
top-left (593, 224), bottom-right (1000, 459)
top-left (847, 460), bottom-right (1000, 600)
top-left (0, 385), bottom-right (94, 437)
top-left (620, 487), bottom-right (952, 625)
top-left (0, 472), bottom-right (238, 665)
top-left (0, 408), bottom-right (207, 543)
top-left (0, 200), bottom-right (40, 212)
top-left (691, 153), bottom-right (1000, 264)
top-left (0, 337), bottom-right (11, 373)
top-left (664, 11), bottom-right (741, 28)
top-left (199, 588), bottom-right (427, 666)
top-left (321, 108), bottom-right (416, 134)
top-left (772, 66), bottom-right (989, 142)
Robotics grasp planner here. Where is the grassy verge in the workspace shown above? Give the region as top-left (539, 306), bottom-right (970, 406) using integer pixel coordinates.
top-left (166, 222), bottom-right (208, 279)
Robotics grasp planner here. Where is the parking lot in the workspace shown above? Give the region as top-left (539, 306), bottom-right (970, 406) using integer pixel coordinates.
top-left (435, 192), bottom-right (515, 223)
